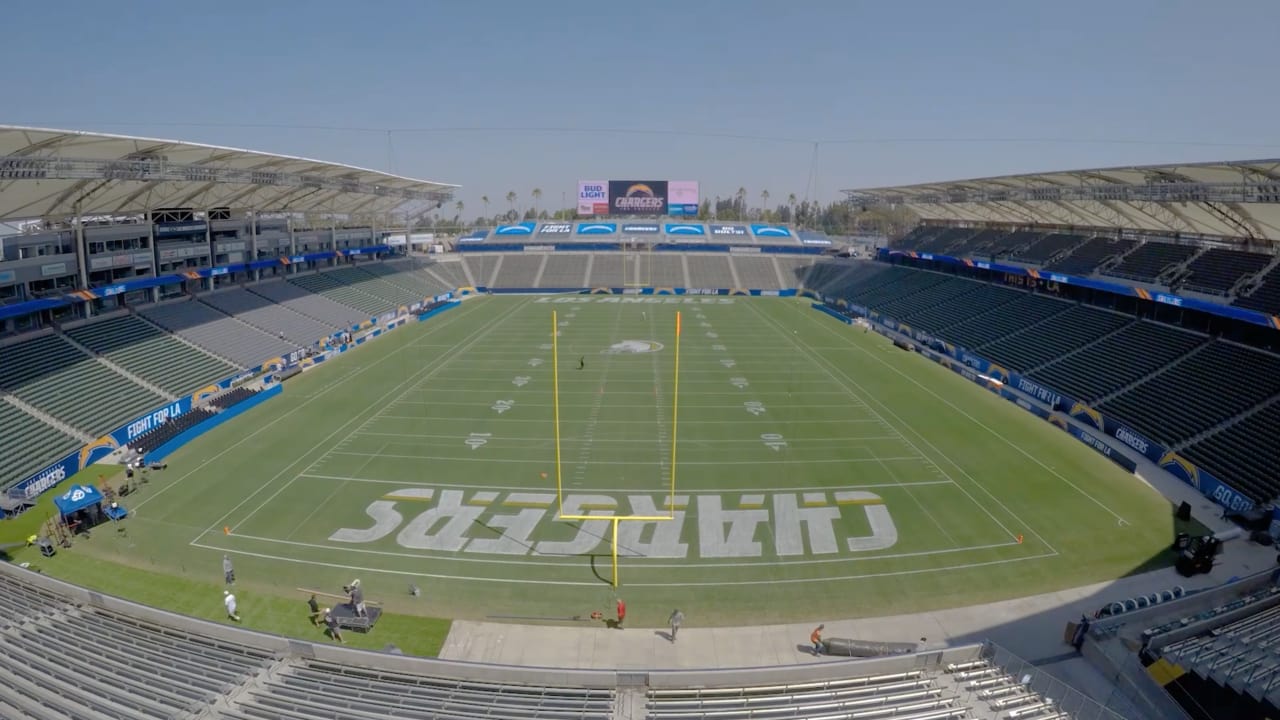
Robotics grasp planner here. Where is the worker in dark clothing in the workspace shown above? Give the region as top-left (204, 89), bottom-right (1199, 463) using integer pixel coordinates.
top-left (579, 356), bottom-right (585, 370)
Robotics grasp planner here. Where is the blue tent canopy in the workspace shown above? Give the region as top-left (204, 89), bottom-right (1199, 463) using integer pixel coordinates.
top-left (53, 484), bottom-right (104, 516)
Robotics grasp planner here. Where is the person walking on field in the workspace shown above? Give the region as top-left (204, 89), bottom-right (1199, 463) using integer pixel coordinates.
top-left (810, 624), bottom-right (825, 656)
top-left (668, 609), bottom-right (684, 643)
top-left (224, 591), bottom-right (240, 622)
top-left (223, 554), bottom-right (235, 585)
top-left (616, 598), bottom-right (626, 629)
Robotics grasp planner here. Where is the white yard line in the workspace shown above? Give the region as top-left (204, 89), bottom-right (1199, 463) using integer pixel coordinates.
top-left (130, 299), bottom-right (488, 513)
top-left (189, 298), bottom-right (531, 541)
top-left (746, 301), bottom-right (1056, 554)
top-left (800, 304), bottom-right (1131, 527)
top-left (352, 431), bottom-right (907, 444)
top-left (298, 473), bottom-right (956, 492)
top-left (202, 526), bottom-right (1023, 571)
top-left (282, 440), bottom-right (389, 540)
top-left (323, 450), bottom-right (925, 465)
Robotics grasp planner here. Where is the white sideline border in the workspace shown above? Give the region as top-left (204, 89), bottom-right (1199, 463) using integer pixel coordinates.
top-left (191, 297), bottom-right (1052, 589)
top-left (131, 298), bottom-right (489, 513)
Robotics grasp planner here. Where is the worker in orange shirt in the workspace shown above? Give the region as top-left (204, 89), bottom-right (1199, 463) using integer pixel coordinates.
top-left (810, 624), bottom-right (825, 656)
top-left (616, 597), bottom-right (626, 629)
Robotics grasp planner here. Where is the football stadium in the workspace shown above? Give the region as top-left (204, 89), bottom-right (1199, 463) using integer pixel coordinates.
top-left (3, 7), bottom-right (1280, 718)
top-left (2, 128), bottom-right (1280, 720)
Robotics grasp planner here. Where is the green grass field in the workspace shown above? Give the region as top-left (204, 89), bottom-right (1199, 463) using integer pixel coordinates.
top-left (10, 296), bottom-right (1188, 639)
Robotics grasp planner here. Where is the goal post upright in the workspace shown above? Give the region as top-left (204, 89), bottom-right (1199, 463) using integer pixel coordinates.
top-left (552, 309), bottom-right (564, 507)
top-left (551, 310), bottom-right (681, 587)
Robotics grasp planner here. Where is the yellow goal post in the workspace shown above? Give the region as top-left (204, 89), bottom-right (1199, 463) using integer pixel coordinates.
top-left (550, 308), bottom-right (681, 586)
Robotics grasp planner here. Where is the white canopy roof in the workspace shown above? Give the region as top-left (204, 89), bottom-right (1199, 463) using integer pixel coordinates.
top-left (0, 125), bottom-right (457, 222)
top-left (846, 159), bottom-right (1280, 243)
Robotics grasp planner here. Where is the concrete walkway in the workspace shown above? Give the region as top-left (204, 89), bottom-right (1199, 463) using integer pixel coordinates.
top-left (441, 538), bottom-right (1276, 671)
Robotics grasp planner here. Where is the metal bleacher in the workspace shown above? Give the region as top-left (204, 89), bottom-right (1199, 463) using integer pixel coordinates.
top-left (1101, 240), bottom-right (1198, 283)
top-left (492, 254), bottom-right (547, 288)
top-left (0, 400), bottom-right (81, 490)
top-left (1098, 341), bottom-right (1280, 448)
top-left (1233, 263), bottom-right (1280, 315)
top-left (774, 256), bottom-right (817, 289)
top-left (201, 287), bottom-right (342, 345)
top-left (1183, 401), bottom-right (1280, 504)
top-left (0, 332), bottom-right (167, 436)
top-left (936, 294), bottom-right (1071, 352)
top-left (361, 259), bottom-right (451, 297)
top-left (642, 254), bottom-right (686, 288)
top-left (139, 300), bottom-right (297, 368)
top-left (247, 279), bottom-right (368, 329)
top-left (240, 660), bottom-right (615, 720)
top-left (730, 256), bottom-right (784, 290)
top-left (65, 314), bottom-right (238, 395)
top-left (287, 272), bottom-right (387, 316)
top-left (539, 254), bottom-right (590, 288)
top-left (978, 305), bottom-right (1131, 374)
top-left (1043, 237), bottom-right (1136, 276)
top-left (1179, 248), bottom-right (1273, 296)
top-left (1028, 321), bottom-right (1206, 404)
top-left (685, 255), bottom-right (734, 289)
top-left (321, 267), bottom-right (423, 309)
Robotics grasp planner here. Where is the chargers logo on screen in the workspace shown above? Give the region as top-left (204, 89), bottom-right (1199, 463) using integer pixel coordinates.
top-left (614, 184), bottom-right (665, 212)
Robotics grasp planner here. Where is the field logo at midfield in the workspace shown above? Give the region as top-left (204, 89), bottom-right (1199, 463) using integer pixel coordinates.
top-left (602, 340), bottom-right (664, 355)
top-left (330, 489), bottom-right (898, 559)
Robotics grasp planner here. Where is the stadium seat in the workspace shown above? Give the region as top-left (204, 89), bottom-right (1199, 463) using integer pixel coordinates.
top-left (1043, 237), bottom-right (1136, 276)
top-left (1101, 240), bottom-right (1199, 284)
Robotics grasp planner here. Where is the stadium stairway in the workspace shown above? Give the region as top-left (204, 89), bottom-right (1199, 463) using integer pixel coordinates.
top-left (56, 325), bottom-right (174, 401)
top-left (0, 391), bottom-right (92, 444)
top-left (1090, 340), bottom-right (1210, 407)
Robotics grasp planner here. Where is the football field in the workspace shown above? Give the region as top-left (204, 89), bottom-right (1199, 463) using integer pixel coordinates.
top-left (86, 296), bottom-right (1178, 626)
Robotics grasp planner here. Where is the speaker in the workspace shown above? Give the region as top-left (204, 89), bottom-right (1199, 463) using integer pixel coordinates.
top-left (1176, 502), bottom-right (1192, 521)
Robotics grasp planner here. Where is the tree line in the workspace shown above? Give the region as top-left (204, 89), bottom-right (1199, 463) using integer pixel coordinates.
top-left (411, 188), bottom-right (914, 238)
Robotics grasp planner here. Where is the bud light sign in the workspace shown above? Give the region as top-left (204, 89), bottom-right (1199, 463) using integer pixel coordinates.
top-left (578, 181), bottom-right (608, 216)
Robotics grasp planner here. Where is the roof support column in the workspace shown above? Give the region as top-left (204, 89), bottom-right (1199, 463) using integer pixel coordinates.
top-left (146, 207), bottom-right (158, 305)
top-left (248, 211), bottom-right (259, 283)
top-left (72, 201), bottom-right (91, 319)
top-left (287, 217), bottom-right (297, 275)
top-left (204, 208), bottom-right (214, 292)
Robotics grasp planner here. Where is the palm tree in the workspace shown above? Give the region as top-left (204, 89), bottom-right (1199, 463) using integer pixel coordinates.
top-left (506, 191), bottom-right (517, 219)
top-left (760, 190), bottom-right (770, 220)
top-left (787, 193), bottom-right (797, 224)
top-left (481, 195), bottom-right (490, 223)
top-left (531, 188), bottom-right (542, 217)
top-left (735, 187), bottom-right (747, 219)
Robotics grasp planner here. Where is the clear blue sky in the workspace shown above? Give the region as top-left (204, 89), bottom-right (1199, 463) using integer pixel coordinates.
top-left (7, 0), bottom-right (1279, 216)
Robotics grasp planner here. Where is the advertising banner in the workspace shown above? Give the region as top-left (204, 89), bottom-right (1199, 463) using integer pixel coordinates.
top-left (458, 229), bottom-right (490, 243)
top-left (578, 181), bottom-right (608, 216)
top-left (539, 223), bottom-right (573, 235)
top-left (668, 180), bottom-right (700, 216)
top-left (620, 223), bottom-right (660, 234)
top-left (664, 223), bottom-right (706, 236)
top-left (710, 224), bottom-right (748, 236)
top-left (576, 223), bottom-right (617, 235)
top-left (751, 224), bottom-right (793, 239)
top-left (493, 222), bottom-right (537, 236)
top-left (609, 181), bottom-right (668, 215)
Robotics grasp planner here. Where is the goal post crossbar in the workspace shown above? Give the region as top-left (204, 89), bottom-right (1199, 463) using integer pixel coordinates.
top-left (551, 308), bottom-right (681, 586)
